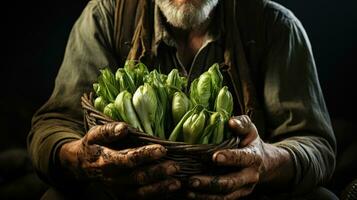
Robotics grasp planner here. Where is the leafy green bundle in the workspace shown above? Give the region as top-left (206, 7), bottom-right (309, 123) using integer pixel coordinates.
top-left (92, 61), bottom-right (234, 144)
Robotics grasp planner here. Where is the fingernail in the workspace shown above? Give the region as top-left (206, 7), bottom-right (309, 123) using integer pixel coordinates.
top-left (167, 164), bottom-right (178, 175)
top-left (168, 182), bottom-right (180, 191)
top-left (190, 179), bottom-right (200, 187)
top-left (187, 192), bottom-right (195, 199)
top-left (216, 153), bottom-right (226, 163)
top-left (114, 122), bottom-right (127, 132)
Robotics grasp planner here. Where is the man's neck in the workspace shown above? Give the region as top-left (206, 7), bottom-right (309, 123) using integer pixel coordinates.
top-left (170, 19), bottom-right (211, 68)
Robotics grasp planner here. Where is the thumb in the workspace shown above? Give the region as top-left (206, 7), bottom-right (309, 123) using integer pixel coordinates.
top-left (228, 115), bottom-right (258, 147)
top-left (86, 122), bottom-right (128, 145)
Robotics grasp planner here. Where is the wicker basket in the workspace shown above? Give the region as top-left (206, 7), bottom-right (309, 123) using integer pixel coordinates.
top-left (81, 93), bottom-right (240, 180)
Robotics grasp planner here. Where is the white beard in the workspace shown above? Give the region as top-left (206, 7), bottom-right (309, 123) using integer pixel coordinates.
top-left (155, 0), bottom-right (219, 30)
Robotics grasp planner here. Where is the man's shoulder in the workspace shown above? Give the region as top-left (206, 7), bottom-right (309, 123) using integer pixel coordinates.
top-left (263, 1), bottom-right (298, 22)
top-left (237, 0), bottom-right (302, 38)
top-left (238, 0), bottom-right (297, 22)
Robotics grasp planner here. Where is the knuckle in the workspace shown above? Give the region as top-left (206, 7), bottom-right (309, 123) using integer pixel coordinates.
top-left (234, 175), bottom-right (244, 187)
top-left (219, 178), bottom-right (235, 193)
top-left (115, 152), bottom-right (134, 168)
top-left (114, 122), bottom-right (128, 133)
top-left (147, 145), bottom-right (167, 159)
top-left (94, 157), bottom-right (107, 168)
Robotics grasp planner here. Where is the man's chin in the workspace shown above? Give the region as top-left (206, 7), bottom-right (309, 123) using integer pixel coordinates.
top-left (156, 0), bottom-right (219, 30)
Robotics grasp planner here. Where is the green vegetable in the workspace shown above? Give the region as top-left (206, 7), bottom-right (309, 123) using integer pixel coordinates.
top-left (144, 70), bottom-right (169, 139)
top-left (114, 91), bottom-right (143, 131)
top-left (196, 72), bottom-right (212, 108)
top-left (183, 109), bottom-right (207, 144)
top-left (166, 69), bottom-right (187, 98)
top-left (214, 86), bottom-right (233, 116)
top-left (199, 111), bottom-right (227, 144)
top-left (189, 64), bottom-right (223, 109)
top-left (172, 91), bottom-right (191, 125)
top-left (208, 63), bottom-right (223, 99)
top-left (94, 68), bottom-right (119, 102)
top-left (94, 96), bottom-right (108, 112)
top-left (160, 74), bottom-right (168, 83)
top-left (189, 79), bottom-right (199, 105)
top-left (199, 123), bottom-right (216, 144)
top-left (115, 68), bottom-right (136, 94)
top-left (168, 107), bottom-right (198, 142)
top-left (103, 103), bottom-right (121, 121)
top-left (93, 83), bottom-right (104, 99)
top-left (132, 83), bottom-right (157, 136)
top-left (210, 111), bottom-right (226, 144)
top-left (133, 62), bottom-right (149, 86)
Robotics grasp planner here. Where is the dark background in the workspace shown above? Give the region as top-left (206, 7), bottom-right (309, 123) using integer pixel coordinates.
top-left (1, 0), bottom-right (356, 199)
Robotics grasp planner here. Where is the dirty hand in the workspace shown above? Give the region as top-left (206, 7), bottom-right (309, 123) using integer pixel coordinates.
top-left (187, 115), bottom-right (294, 200)
top-left (58, 122), bottom-right (181, 199)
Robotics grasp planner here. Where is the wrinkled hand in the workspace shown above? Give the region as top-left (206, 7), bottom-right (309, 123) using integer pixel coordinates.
top-left (187, 115), bottom-right (263, 199)
top-left (59, 122), bottom-right (181, 199)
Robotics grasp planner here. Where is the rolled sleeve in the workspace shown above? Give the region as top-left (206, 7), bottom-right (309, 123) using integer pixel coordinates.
top-left (27, 0), bottom-right (117, 185)
top-left (262, 5), bottom-right (336, 195)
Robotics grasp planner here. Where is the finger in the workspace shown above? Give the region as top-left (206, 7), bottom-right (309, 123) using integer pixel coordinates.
top-left (133, 178), bottom-right (181, 199)
top-left (86, 122), bottom-right (128, 145)
top-left (187, 186), bottom-right (255, 200)
top-left (188, 168), bottom-right (259, 194)
top-left (100, 144), bottom-right (167, 168)
top-left (213, 147), bottom-right (262, 167)
top-left (228, 115), bottom-right (258, 147)
top-left (132, 161), bottom-right (180, 185)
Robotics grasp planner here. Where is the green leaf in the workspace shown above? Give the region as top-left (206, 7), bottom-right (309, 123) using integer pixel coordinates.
top-left (94, 96), bottom-right (108, 112)
top-left (115, 68), bottom-right (136, 93)
top-left (166, 69), bottom-right (187, 98)
top-left (132, 83), bottom-right (157, 136)
top-left (115, 91), bottom-right (143, 131)
top-left (196, 72), bottom-right (212, 108)
top-left (183, 109), bottom-right (207, 144)
top-left (103, 103), bottom-right (121, 121)
top-left (214, 86), bottom-right (233, 116)
top-left (208, 63), bottom-right (223, 100)
top-left (172, 91), bottom-right (191, 125)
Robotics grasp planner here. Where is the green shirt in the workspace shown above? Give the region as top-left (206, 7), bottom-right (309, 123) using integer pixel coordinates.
top-left (28, 0), bottom-right (336, 195)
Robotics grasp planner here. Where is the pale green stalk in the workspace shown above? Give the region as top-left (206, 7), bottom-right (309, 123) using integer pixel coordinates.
top-left (115, 91), bottom-right (143, 131)
top-left (214, 86), bottom-right (234, 116)
top-left (132, 84), bottom-right (157, 136)
top-left (183, 110), bottom-right (207, 144)
top-left (172, 91), bottom-right (191, 125)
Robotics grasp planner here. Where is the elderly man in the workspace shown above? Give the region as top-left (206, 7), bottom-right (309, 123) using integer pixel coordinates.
top-left (28, 0), bottom-right (337, 199)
